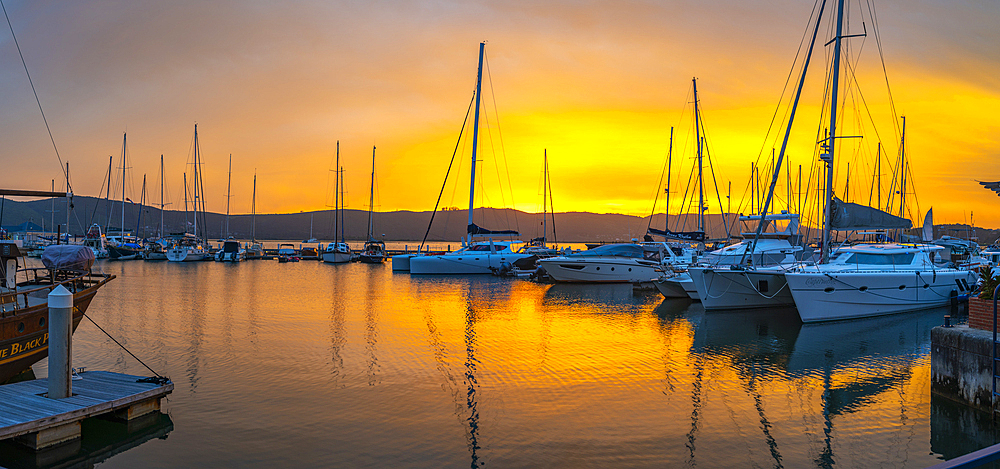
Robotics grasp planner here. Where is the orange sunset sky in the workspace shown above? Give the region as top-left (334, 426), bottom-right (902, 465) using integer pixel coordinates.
top-left (1, 1), bottom-right (998, 227)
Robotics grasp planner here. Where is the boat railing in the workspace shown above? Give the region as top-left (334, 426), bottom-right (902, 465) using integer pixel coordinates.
top-left (0, 268), bottom-right (114, 316)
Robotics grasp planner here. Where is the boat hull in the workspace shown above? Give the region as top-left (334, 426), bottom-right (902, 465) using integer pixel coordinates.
top-left (654, 273), bottom-right (699, 299)
top-left (166, 247), bottom-right (209, 262)
top-left (689, 267), bottom-right (794, 310)
top-left (537, 257), bottom-right (661, 283)
top-left (390, 254), bottom-right (415, 271)
top-left (0, 276), bottom-right (111, 383)
top-left (322, 252), bottom-right (352, 264)
top-left (358, 254), bottom-right (385, 264)
top-left (410, 253), bottom-right (534, 275)
top-left (785, 268), bottom-right (977, 322)
top-left (108, 245), bottom-right (142, 260)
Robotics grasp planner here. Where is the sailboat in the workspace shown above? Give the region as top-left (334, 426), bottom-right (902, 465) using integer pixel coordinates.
top-left (245, 172), bottom-right (265, 259)
top-left (408, 42), bottom-right (535, 275)
top-left (215, 154), bottom-right (246, 262)
top-left (106, 132), bottom-right (143, 260)
top-left (167, 124), bottom-right (211, 262)
top-left (323, 141), bottom-right (352, 264)
top-left (357, 146), bottom-right (386, 264)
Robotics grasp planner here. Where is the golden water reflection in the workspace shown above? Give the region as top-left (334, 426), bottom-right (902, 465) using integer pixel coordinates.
top-left (29, 260), bottom-right (990, 467)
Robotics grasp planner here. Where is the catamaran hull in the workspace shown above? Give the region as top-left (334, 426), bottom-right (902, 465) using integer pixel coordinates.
top-left (537, 258), bottom-right (661, 283)
top-left (391, 254), bottom-right (416, 271)
top-left (410, 253), bottom-right (534, 275)
top-left (689, 267), bottom-right (794, 310)
top-left (655, 273), bottom-right (699, 300)
top-left (785, 269), bottom-right (977, 322)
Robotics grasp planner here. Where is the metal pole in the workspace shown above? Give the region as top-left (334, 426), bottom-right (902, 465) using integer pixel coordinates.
top-left (467, 42), bottom-right (486, 246)
top-left (47, 285), bottom-right (73, 399)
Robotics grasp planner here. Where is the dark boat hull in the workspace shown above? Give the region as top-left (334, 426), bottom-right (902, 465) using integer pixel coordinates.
top-left (108, 245), bottom-right (142, 260)
top-left (0, 276), bottom-right (111, 383)
top-left (358, 254), bottom-right (385, 264)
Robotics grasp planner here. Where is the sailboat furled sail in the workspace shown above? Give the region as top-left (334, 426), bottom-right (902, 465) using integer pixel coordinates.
top-left (828, 197), bottom-right (911, 231)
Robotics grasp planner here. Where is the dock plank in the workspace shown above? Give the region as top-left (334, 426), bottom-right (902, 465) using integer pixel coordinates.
top-left (0, 371), bottom-right (173, 440)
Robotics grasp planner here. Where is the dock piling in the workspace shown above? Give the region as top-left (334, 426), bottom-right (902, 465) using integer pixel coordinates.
top-left (47, 285), bottom-right (73, 399)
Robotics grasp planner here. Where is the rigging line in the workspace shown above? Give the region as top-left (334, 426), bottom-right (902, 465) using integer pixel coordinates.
top-left (754, 0), bottom-right (825, 168)
top-left (83, 313), bottom-right (167, 380)
top-left (484, 51), bottom-right (519, 234)
top-left (678, 151), bottom-right (698, 233)
top-left (481, 105), bottom-right (510, 231)
top-left (646, 141), bottom-right (671, 231)
top-left (1, 0), bottom-right (68, 185)
top-left (703, 135), bottom-right (730, 239)
top-left (88, 161), bottom-right (112, 227)
top-left (867, 0), bottom-right (901, 140)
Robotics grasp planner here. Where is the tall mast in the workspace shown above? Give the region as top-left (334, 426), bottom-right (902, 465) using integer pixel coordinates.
top-left (159, 155), bottom-right (165, 238)
top-left (743, 0), bottom-right (828, 264)
top-left (368, 146), bottom-right (376, 241)
top-left (251, 172), bottom-right (257, 242)
top-left (50, 179), bottom-right (55, 233)
top-left (226, 154), bottom-right (232, 238)
top-left (120, 132), bottom-right (126, 240)
top-left (193, 124), bottom-right (200, 241)
top-left (340, 166), bottom-right (346, 243)
top-left (334, 141), bottom-right (340, 244)
top-left (821, 0), bottom-right (847, 264)
top-left (898, 116), bottom-right (906, 220)
top-left (137, 174), bottom-right (145, 238)
top-left (467, 42), bottom-right (486, 245)
top-left (105, 155), bottom-right (112, 231)
top-left (183, 172), bottom-right (189, 232)
top-left (542, 149), bottom-right (547, 247)
top-left (665, 126), bottom-right (673, 232)
top-left (65, 162), bottom-right (71, 238)
top-left (693, 77), bottom-right (704, 233)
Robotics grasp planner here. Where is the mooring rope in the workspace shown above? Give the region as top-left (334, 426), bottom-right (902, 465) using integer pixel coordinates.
top-left (83, 313), bottom-right (170, 384)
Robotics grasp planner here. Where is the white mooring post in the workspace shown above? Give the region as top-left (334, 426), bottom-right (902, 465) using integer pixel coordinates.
top-left (47, 285), bottom-right (73, 399)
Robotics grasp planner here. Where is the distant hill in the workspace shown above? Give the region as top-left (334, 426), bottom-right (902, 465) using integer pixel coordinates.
top-left (9, 195), bottom-right (994, 246)
top-left (2, 195), bottom-right (740, 242)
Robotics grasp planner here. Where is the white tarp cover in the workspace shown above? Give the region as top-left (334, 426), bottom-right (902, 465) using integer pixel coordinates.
top-left (829, 197), bottom-right (912, 231)
top-left (42, 245), bottom-right (95, 271)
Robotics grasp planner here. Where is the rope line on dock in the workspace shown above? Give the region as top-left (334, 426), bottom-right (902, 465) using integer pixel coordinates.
top-left (83, 313), bottom-right (169, 383)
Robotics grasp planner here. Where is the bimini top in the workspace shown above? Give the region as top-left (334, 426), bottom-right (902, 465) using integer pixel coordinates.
top-left (836, 243), bottom-right (944, 254)
top-left (451, 240), bottom-right (523, 254)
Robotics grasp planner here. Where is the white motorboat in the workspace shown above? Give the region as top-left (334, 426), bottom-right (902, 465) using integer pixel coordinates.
top-left (409, 240), bottom-right (531, 275)
top-left (785, 243), bottom-right (978, 322)
top-left (215, 239), bottom-right (246, 262)
top-left (538, 242), bottom-right (696, 283)
top-left (81, 224), bottom-right (109, 259)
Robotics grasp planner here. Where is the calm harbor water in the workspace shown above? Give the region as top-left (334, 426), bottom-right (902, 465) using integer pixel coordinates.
top-left (2, 252), bottom-right (997, 468)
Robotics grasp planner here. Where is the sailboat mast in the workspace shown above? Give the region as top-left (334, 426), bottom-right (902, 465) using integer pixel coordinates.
top-left (743, 0), bottom-right (827, 263)
top-left (898, 116), bottom-right (906, 220)
top-left (542, 149), bottom-right (547, 248)
top-left (193, 125), bottom-right (199, 241)
top-left (821, 0), bottom-right (847, 264)
top-left (183, 172), bottom-right (189, 232)
top-left (693, 77), bottom-right (704, 233)
top-left (120, 132), bottom-right (126, 240)
top-left (340, 166), bottom-right (346, 243)
top-left (335, 141), bottom-right (340, 244)
top-left (368, 146), bottom-right (376, 240)
top-left (226, 154), bottom-right (232, 238)
top-left (665, 126), bottom-right (673, 232)
top-left (467, 42), bottom-right (486, 245)
top-left (159, 155), bottom-right (164, 238)
top-left (251, 173), bottom-right (257, 242)
top-left (137, 174), bottom-right (145, 238)
top-left (105, 155), bottom-right (112, 231)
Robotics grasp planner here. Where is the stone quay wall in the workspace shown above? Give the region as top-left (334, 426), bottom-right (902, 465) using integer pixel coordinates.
top-left (931, 325), bottom-right (995, 411)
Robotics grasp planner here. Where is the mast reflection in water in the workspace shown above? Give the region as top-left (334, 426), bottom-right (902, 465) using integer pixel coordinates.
top-left (16, 258), bottom-right (991, 468)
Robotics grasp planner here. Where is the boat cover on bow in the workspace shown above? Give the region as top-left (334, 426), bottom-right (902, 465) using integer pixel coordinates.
top-left (829, 197), bottom-right (911, 231)
top-left (42, 245), bottom-right (96, 271)
top-left (468, 223), bottom-right (519, 236)
top-left (646, 227), bottom-right (706, 242)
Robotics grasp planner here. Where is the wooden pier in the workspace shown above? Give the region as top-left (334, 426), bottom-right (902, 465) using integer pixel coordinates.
top-left (0, 371), bottom-right (172, 450)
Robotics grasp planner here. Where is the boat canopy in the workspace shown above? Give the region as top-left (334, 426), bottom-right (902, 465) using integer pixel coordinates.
top-left (468, 223), bottom-right (519, 236)
top-left (567, 244), bottom-right (649, 258)
top-left (829, 197), bottom-right (912, 231)
top-left (42, 245), bottom-right (95, 271)
top-left (646, 227), bottom-right (706, 242)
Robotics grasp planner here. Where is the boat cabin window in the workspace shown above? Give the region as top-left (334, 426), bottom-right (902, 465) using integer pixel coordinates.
top-left (670, 246), bottom-right (684, 256)
top-left (843, 252), bottom-right (915, 265)
top-left (467, 244), bottom-right (494, 252)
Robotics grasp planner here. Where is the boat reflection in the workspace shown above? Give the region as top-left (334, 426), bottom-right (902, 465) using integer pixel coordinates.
top-left (0, 412), bottom-right (173, 469)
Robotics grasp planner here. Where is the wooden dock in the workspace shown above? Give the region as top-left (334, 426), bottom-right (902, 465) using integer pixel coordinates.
top-left (0, 371), bottom-right (173, 450)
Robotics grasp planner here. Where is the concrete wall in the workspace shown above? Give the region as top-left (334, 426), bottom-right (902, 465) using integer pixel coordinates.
top-left (931, 325), bottom-right (996, 411)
